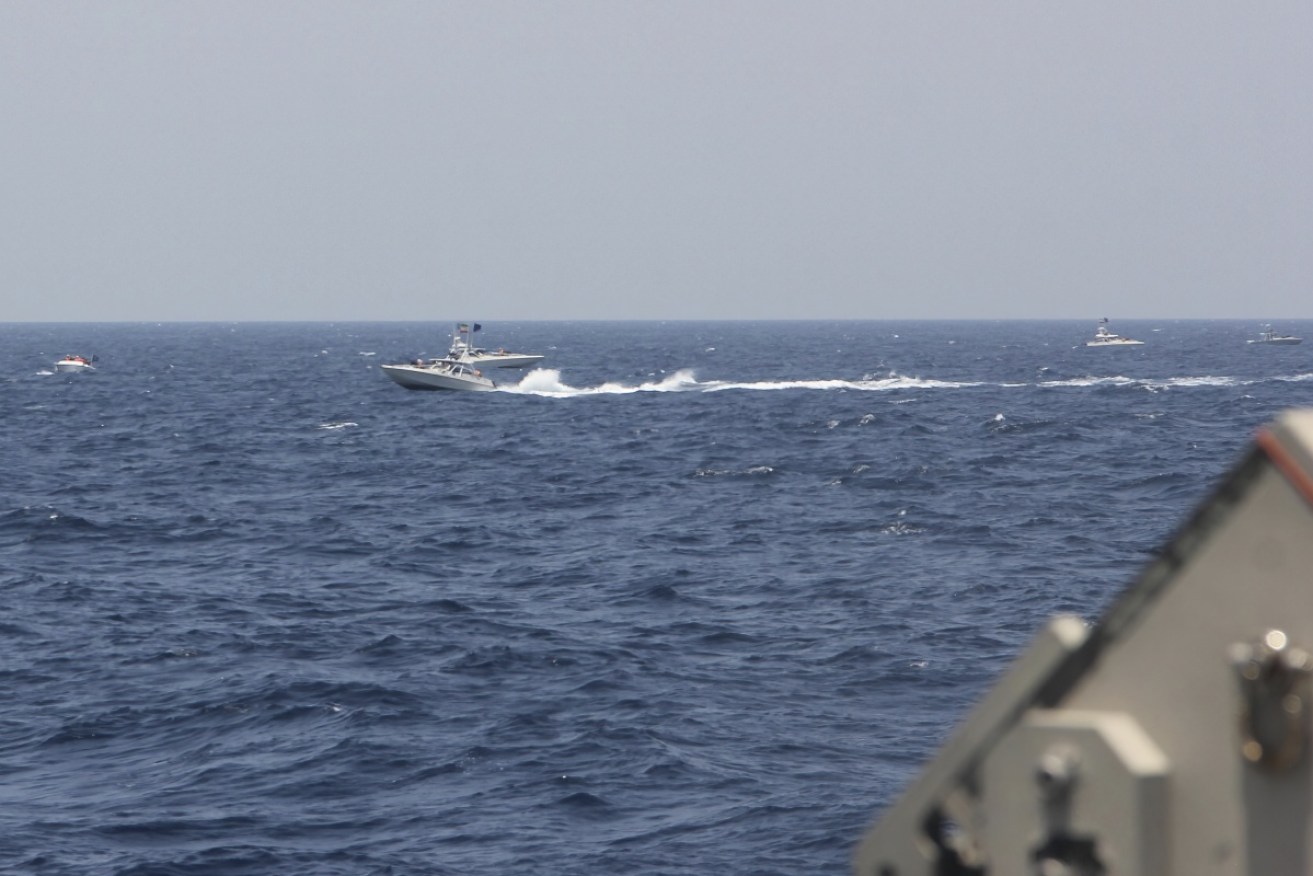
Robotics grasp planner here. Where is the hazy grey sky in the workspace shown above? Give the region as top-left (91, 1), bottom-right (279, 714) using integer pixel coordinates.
top-left (3, 2), bottom-right (1309, 321)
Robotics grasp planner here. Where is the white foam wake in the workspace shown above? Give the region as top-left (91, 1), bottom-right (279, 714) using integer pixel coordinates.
top-left (503, 369), bottom-right (704, 396)
top-left (501, 368), bottom-right (988, 396)
top-left (496, 368), bottom-right (1311, 397)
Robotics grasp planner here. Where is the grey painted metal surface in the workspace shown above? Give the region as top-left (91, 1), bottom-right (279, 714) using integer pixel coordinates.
top-left (855, 410), bottom-right (1313, 876)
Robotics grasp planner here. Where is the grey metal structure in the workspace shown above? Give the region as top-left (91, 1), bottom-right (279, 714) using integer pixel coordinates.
top-left (854, 410), bottom-right (1313, 876)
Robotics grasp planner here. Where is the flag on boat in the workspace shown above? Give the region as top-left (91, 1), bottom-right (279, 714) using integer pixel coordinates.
top-left (456, 323), bottom-right (483, 334)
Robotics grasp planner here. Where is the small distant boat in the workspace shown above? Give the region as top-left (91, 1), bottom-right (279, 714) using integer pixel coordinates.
top-left (380, 357), bottom-right (496, 392)
top-left (1085, 318), bottom-right (1144, 347)
top-left (448, 323), bottom-right (543, 369)
top-left (1248, 325), bottom-right (1303, 345)
top-left (54, 354), bottom-right (96, 373)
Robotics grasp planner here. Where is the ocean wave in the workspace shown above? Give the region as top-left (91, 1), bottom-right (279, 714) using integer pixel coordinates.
top-left (3, 319), bottom-right (1304, 876)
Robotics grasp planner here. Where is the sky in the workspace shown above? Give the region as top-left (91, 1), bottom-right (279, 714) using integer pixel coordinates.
top-left (2, 2), bottom-right (1309, 322)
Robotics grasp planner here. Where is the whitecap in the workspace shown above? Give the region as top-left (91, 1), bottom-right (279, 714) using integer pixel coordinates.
top-left (694, 465), bottom-right (774, 478)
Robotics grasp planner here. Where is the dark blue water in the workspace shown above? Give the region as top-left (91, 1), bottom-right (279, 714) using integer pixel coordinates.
top-left (3, 320), bottom-right (1310, 874)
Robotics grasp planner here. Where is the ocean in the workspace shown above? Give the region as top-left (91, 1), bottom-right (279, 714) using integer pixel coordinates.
top-left (2, 319), bottom-right (1310, 875)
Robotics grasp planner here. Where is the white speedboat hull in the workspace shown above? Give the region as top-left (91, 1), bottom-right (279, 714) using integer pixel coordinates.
top-left (54, 358), bottom-right (95, 373)
top-left (380, 363), bottom-right (496, 392)
top-left (1250, 329), bottom-right (1302, 345)
top-left (1086, 321), bottom-right (1143, 346)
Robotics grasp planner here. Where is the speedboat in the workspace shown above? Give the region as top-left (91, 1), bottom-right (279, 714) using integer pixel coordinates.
top-left (448, 323), bottom-right (543, 368)
top-left (54, 354), bottom-right (96, 373)
top-left (1249, 325), bottom-right (1302, 345)
top-left (1085, 319), bottom-right (1144, 346)
top-left (380, 357), bottom-right (496, 392)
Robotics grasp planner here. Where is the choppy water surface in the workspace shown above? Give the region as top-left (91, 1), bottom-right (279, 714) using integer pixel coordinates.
top-left (2, 320), bottom-right (1310, 874)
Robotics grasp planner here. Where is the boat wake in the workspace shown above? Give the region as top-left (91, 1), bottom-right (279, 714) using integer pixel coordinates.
top-left (1041, 374), bottom-right (1270, 390)
top-left (501, 368), bottom-right (992, 396)
top-left (498, 368), bottom-right (1313, 398)
top-left (503, 369), bottom-right (704, 396)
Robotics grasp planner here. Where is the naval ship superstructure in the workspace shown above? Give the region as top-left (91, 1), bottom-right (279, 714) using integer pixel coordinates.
top-left (855, 409), bottom-right (1313, 876)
